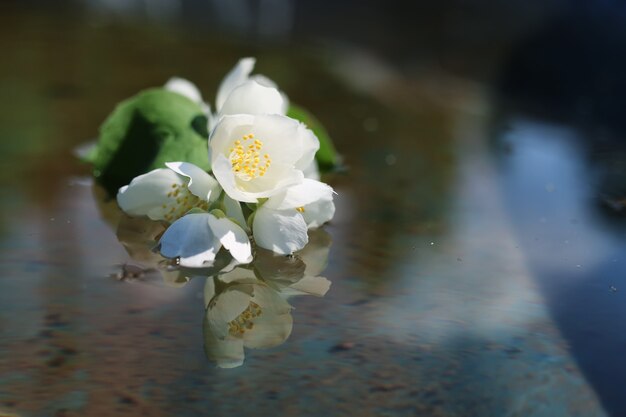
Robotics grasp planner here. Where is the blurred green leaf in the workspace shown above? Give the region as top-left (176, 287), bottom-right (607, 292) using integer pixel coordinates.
top-left (287, 103), bottom-right (339, 171)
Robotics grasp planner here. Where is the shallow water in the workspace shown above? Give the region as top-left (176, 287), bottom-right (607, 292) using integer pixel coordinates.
top-left (1, 6), bottom-right (626, 417)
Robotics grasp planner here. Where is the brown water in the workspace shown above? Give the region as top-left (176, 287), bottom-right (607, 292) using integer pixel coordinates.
top-left (1, 5), bottom-right (626, 417)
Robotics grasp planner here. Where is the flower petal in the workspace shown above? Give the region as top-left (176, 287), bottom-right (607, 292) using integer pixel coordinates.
top-left (253, 207), bottom-right (309, 255)
top-left (303, 198), bottom-right (336, 229)
top-left (299, 229), bottom-right (332, 276)
top-left (164, 77), bottom-right (203, 104)
top-left (223, 194), bottom-right (247, 230)
top-left (208, 214), bottom-right (253, 264)
top-left (250, 74), bottom-right (289, 114)
top-left (244, 285), bottom-right (293, 349)
top-left (264, 179), bottom-right (334, 210)
top-left (203, 313), bottom-right (246, 368)
top-left (207, 285), bottom-right (254, 339)
top-left (301, 159), bottom-right (320, 180)
top-left (212, 154), bottom-right (258, 203)
top-left (219, 80), bottom-right (285, 117)
top-left (281, 276), bottom-right (332, 298)
top-left (116, 168), bottom-right (185, 220)
top-left (216, 57), bottom-right (256, 112)
top-left (294, 124), bottom-right (320, 173)
top-left (165, 162), bottom-right (220, 202)
top-left (159, 213), bottom-right (221, 267)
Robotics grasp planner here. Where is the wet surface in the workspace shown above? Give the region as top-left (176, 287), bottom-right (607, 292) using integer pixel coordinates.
top-left (2, 4), bottom-right (626, 417)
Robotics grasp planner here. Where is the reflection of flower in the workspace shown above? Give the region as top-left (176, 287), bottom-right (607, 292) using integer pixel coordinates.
top-left (117, 162), bottom-right (220, 223)
top-left (209, 114), bottom-right (318, 203)
top-left (203, 273), bottom-right (293, 368)
top-left (202, 230), bottom-right (332, 368)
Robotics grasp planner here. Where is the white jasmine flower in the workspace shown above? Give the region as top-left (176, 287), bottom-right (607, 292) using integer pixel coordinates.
top-left (203, 275), bottom-right (293, 368)
top-left (253, 179), bottom-right (335, 255)
top-left (159, 212), bottom-right (252, 267)
top-left (209, 114), bottom-right (318, 203)
top-left (117, 162), bottom-right (221, 223)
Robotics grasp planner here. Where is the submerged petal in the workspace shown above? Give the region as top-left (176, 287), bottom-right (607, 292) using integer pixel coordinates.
top-left (203, 314), bottom-right (246, 368)
top-left (281, 276), bottom-right (332, 298)
top-left (159, 213), bottom-right (221, 267)
top-left (207, 285), bottom-right (254, 339)
top-left (244, 285), bottom-right (293, 349)
top-left (253, 207), bottom-right (309, 255)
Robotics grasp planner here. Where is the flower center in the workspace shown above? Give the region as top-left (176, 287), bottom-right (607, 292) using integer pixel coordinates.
top-left (228, 301), bottom-right (262, 336)
top-left (162, 182), bottom-right (209, 222)
top-left (228, 134), bottom-right (272, 181)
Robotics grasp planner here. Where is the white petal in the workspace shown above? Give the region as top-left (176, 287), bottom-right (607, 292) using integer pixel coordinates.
top-left (250, 74), bottom-right (289, 114)
top-left (301, 159), bottom-right (320, 180)
top-left (303, 198), bottom-right (335, 229)
top-left (164, 77), bottom-right (203, 104)
top-left (250, 74), bottom-right (277, 89)
top-left (116, 168), bottom-right (184, 220)
top-left (159, 213), bottom-right (221, 267)
top-left (212, 154), bottom-right (258, 203)
top-left (294, 124), bottom-right (320, 173)
top-left (219, 80), bottom-right (285, 117)
top-left (223, 195), bottom-right (248, 230)
top-left (253, 207), bottom-right (308, 255)
top-left (208, 215), bottom-right (252, 264)
top-left (208, 285), bottom-right (254, 339)
top-left (203, 312), bottom-right (245, 368)
top-left (216, 57), bottom-right (255, 112)
top-left (165, 162), bottom-right (220, 202)
top-left (265, 179), bottom-right (334, 210)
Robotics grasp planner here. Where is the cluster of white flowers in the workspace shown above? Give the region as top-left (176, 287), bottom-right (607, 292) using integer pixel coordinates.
top-left (116, 58), bottom-right (336, 267)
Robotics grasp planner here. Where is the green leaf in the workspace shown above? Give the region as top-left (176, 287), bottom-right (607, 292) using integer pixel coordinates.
top-left (287, 103), bottom-right (339, 171)
top-left (91, 88), bottom-right (210, 195)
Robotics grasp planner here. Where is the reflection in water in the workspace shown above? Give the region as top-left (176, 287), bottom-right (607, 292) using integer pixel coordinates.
top-left (115, 214), bottom-right (331, 368)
